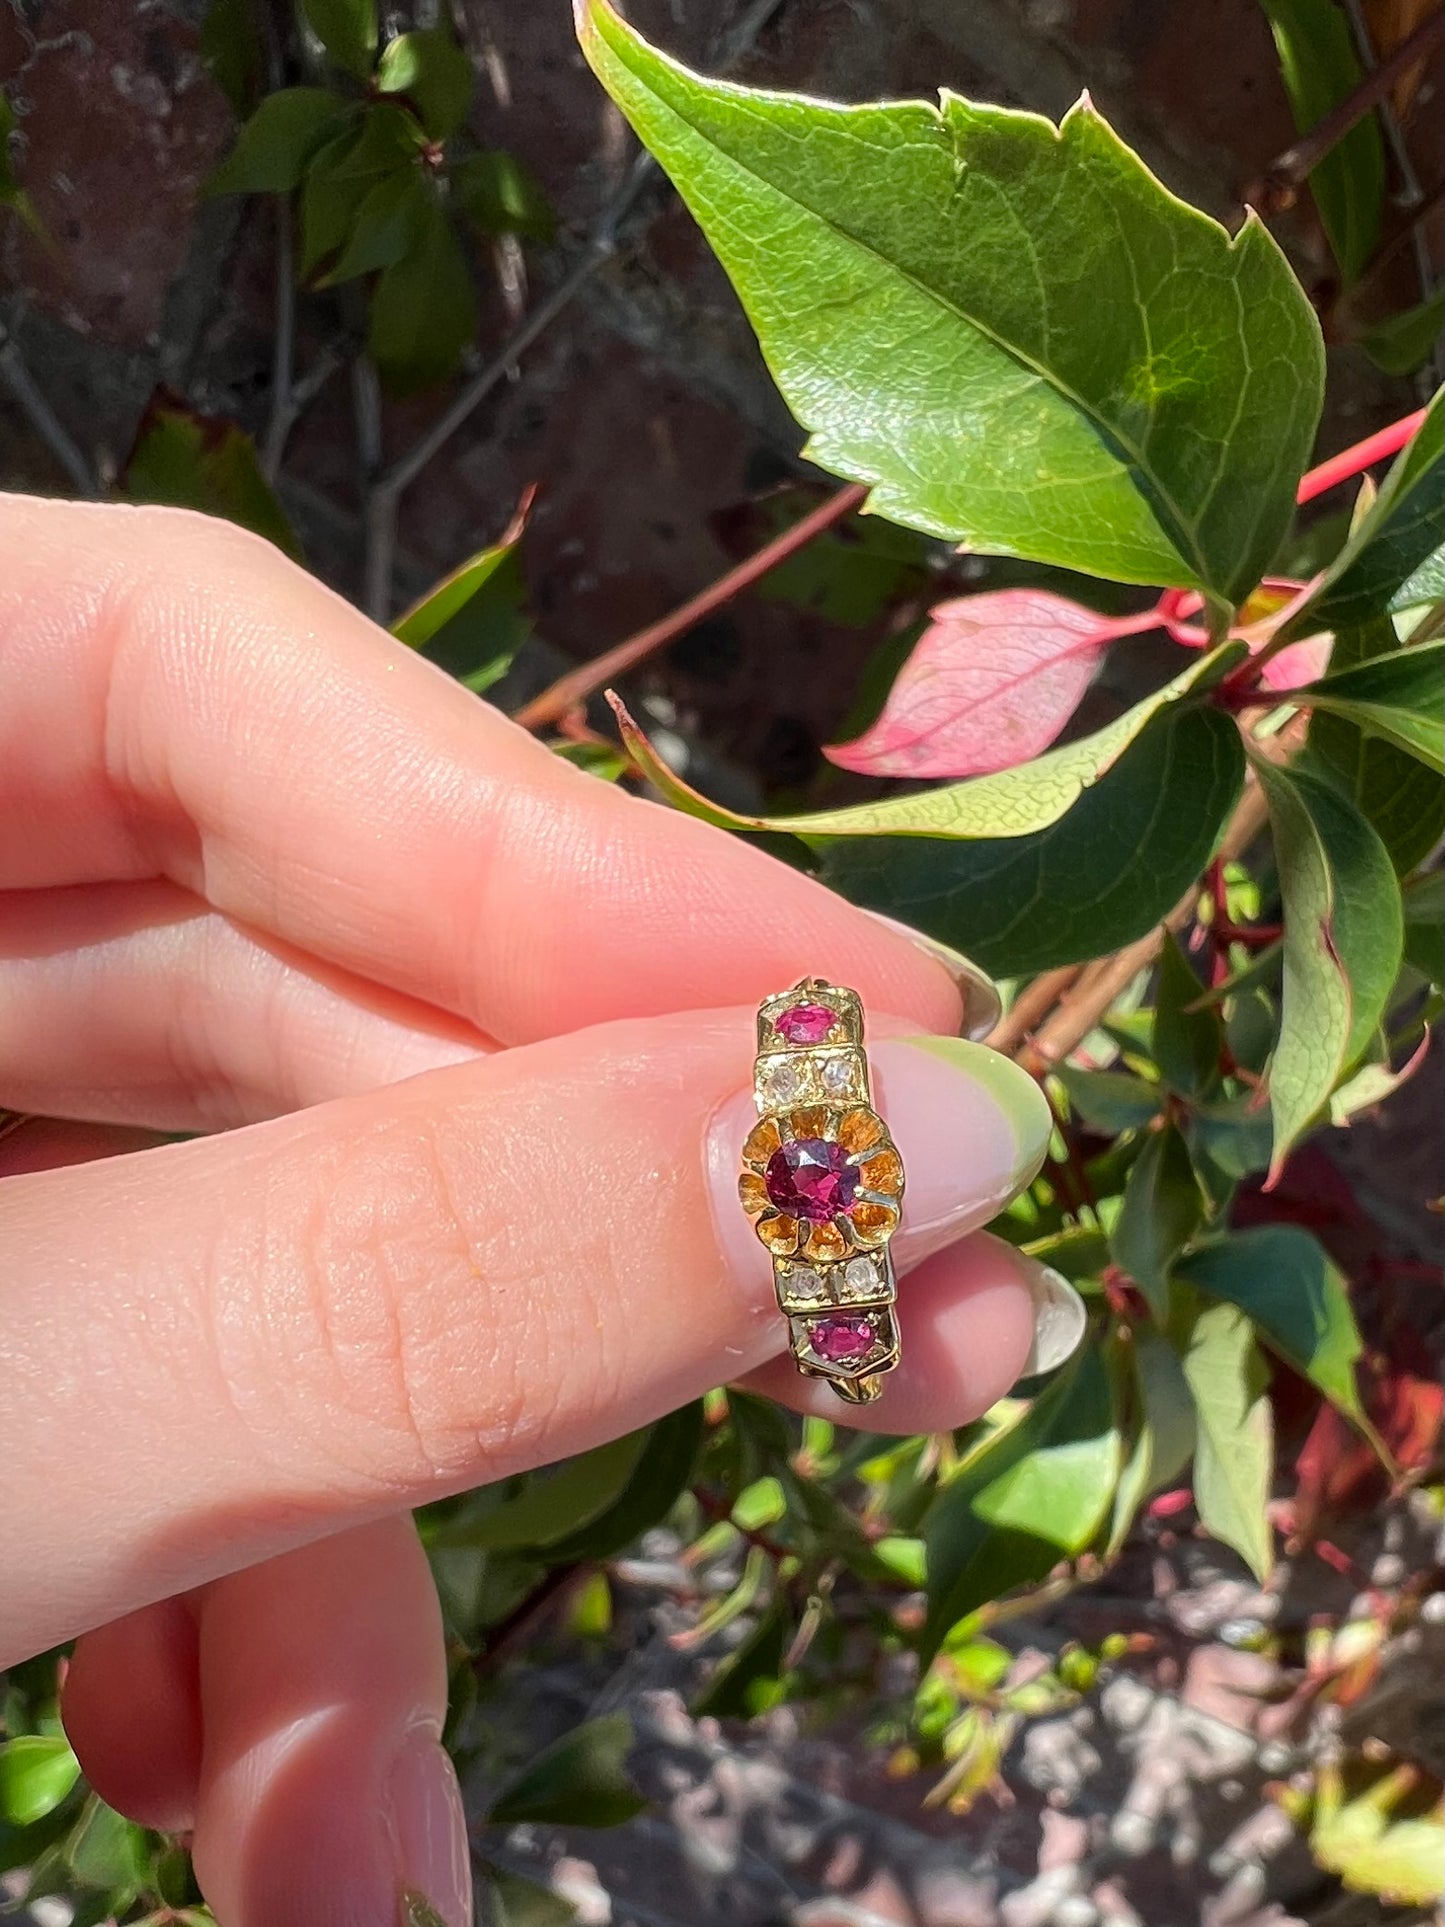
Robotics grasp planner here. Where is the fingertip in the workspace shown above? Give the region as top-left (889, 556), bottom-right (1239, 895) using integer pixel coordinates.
top-left (63, 1599), bottom-right (202, 1835)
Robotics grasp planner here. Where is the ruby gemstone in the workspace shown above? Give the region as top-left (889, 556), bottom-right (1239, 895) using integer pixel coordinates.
top-left (811, 1316), bottom-right (875, 1364)
top-left (765, 1138), bottom-right (858, 1223)
top-left (776, 1002), bottom-right (835, 1045)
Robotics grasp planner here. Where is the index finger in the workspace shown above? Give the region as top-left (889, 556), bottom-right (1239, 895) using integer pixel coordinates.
top-left (0, 496), bottom-right (971, 1043)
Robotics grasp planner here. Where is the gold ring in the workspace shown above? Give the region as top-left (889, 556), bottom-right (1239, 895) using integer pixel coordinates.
top-left (738, 978), bottom-right (903, 1405)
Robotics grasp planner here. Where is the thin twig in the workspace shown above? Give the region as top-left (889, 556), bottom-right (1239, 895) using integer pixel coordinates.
top-left (0, 323), bottom-right (98, 495)
top-left (514, 483), bottom-right (869, 730)
top-left (1250, 6), bottom-right (1443, 204)
top-left (260, 197), bottom-right (297, 481)
top-left (984, 966), bottom-right (1083, 1055)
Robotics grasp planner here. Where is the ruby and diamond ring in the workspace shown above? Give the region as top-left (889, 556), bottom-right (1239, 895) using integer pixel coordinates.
top-left (738, 979), bottom-right (903, 1404)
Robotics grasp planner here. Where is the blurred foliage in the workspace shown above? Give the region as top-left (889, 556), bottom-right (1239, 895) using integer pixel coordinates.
top-left (3, 1), bottom-right (1443, 1921)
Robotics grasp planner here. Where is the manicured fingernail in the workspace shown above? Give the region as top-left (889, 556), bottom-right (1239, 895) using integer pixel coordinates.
top-left (1015, 1256), bottom-right (1088, 1375)
top-left (384, 1726), bottom-right (472, 1927)
top-left (861, 911), bottom-right (1002, 1039)
top-left (710, 1033), bottom-right (1050, 1290)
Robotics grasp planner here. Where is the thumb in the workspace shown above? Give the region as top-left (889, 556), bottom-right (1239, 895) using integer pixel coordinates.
top-left (1, 1008), bottom-right (1049, 1661)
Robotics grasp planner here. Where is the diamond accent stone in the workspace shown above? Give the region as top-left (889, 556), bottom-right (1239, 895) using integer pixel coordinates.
top-left (761, 1059), bottom-right (809, 1106)
top-left (821, 1056), bottom-right (857, 1096)
top-left (781, 1265), bottom-right (828, 1307)
top-left (842, 1257), bottom-right (879, 1299)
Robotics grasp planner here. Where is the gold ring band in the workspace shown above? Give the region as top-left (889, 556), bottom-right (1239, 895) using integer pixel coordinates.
top-left (738, 978), bottom-right (903, 1405)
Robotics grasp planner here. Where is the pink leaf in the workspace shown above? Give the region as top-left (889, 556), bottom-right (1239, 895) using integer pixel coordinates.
top-left (826, 589), bottom-right (1144, 780)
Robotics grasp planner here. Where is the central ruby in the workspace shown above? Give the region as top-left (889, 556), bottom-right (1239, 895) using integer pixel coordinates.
top-left (776, 1002), bottom-right (835, 1045)
top-left (765, 1137), bottom-right (858, 1222)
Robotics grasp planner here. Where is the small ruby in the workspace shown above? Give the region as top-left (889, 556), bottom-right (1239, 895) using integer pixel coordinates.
top-left (776, 1002), bottom-right (835, 1045)
top-left (765, 1138), bottom-right (858, 1223)
top-left (811, 1315), bottom-right (874, 1364)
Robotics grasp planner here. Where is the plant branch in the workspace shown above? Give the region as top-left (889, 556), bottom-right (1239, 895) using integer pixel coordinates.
top-left (0, 321), bottom-right (99, 496)
top-left (1250, 6), bottom-right (1444, 204)
top-left (260, 196), bottom-right (297, 482)
top-left (514, 483), bottom-right (869, 730)
top-left (1295, 406), bottom-right (1428, 505)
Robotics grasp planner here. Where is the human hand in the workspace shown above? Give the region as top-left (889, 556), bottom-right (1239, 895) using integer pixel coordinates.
top-left (0, 497), bottom-right (1069, 1925)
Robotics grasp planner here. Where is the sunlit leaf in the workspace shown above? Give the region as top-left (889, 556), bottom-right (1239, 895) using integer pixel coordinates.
top-left (826, 589), bottom-right (1129, 780)
top-left (0, 1737), bottom-right (80, 1827)
top-left (578, 0), bottom-right (1322, 601)
top-left (1253, 754), bottom-right (1402, 1177)
top-left (426, 1431), bottom-right (648, 1551)
top-left (1303, 1756), bottom-right (1445, 1907)
top-left (392, 494), bottom-right (533, 692)
top-left (1053, 1066), bottom-right (1163, 1136)
top-left (923, 1349), bottom-right (1120, 1657)
top-left (1106, 1326), bottom-right (1196, 1555)
top-left (1181, 1300), bottom-right (1274, 1582)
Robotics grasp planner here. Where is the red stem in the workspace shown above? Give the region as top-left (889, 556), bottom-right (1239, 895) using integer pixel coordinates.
top-left (1295, 408), bottom-right (1428, 505)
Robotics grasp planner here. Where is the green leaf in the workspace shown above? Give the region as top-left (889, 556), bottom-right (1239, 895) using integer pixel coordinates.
top-left (403, 1892), bottom-right (452, 1927)
top-left (1187, 1093), bottom-right (1274, 1207)
top-left (452, 149), bottom-right (556, 240)
top-left (427, 1429), bottom-right (649, 1551)
top-left (487, 1713), bottom-right (645, 1829)
top-left (1391, 543), bottom-right (1443, 615)
top-left (0, 1737), bottom-right (80, 1827)
top-left (1107, 1326), bottom-right (1196, 1555)
top-left (692, 1598), bottom-right (791, 1719)
top-left (1402, 871), bottom-right (1444, 985)
top-left (207, 87), bottom-right (352, 194)
top-left (1361, 293), bottom-right (1445, 378)
top-left (1175, 1226), bottom-right (1366, 1421)
top-left (65, 1795), bottom-right (148, 1890)
top-left (923, 1348), bottom-right (1120, 1657)
top-left (1302, 639), bottom-right (1445, 773)
top-left (1259, 0), bottom-right (1384, 284)
top-left (369, 195), bottom-right (477, 390)
top-left (1054, 1066), bottom-right (1163, 1135)
top-left (1253, 754), bottom-right (1403, 1177)
top-left (321, 164), bottom-right (428, 283)
top-left (1304, 1757), bottom-right (1445, 1908)
top-left (377, 29), bottom-right (475, 140)
top-left (823, 704), bottom-right (1245, 977)
top-left (1153, 929), bottom-right (1224, 1097)
top-left (1307, 619), bottom-right (1445, 874)
top-left (615, 643), bottom-right (1242, 843)
top-left (121, 394), bottom-right (301, 560)
top-left (545, 1403), bottom-right (704, 1563)
top-left (578, 0), bottom-right (1323, 601)
top-left (1181, 1300), bottom-right (1274, 1582)
top-left (299, 107), bottom-right (425, 280)
top-left (199, 0), bottom-right (264, 116)
top-left (1111, 1124), bottom-right (1204, 1317)
top-left (392, 513), bottom-right (531, 692)
top-left (299, 0), bottom-right (378, 81)
top-left (1302, 390), bottom-right (1443, 633)
top-left (479, 1866), bottom-right (580, 1927)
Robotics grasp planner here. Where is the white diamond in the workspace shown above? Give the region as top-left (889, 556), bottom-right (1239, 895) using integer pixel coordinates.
top-left (784, 1266), bottom-right (827, 1305)
top-left (842, 1257), bottom-right (880, 1298)
top-left (763, 1059), bottom-right (807, 1105)
top-left (821, 1056), bottom-right (855, 1095)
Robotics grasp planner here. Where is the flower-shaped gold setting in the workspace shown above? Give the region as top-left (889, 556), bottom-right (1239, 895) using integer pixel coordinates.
top-left (737, 1104), bottom-right (905, 1264)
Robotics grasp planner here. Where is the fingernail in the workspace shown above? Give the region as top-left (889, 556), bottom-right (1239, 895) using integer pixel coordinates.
top-left (861, 911), bottom-right (1003, 1039)
top-left (710, 1033), bottom-right (1050, 1291)
top-left (1015, 1256), bottom-right (1088, 1375)
top-left (384, 1725), bottom-right (472, 1927)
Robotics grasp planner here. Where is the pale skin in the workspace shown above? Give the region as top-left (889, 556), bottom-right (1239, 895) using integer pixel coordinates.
top-left (0, 496), bottom-right (1054, 1925)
